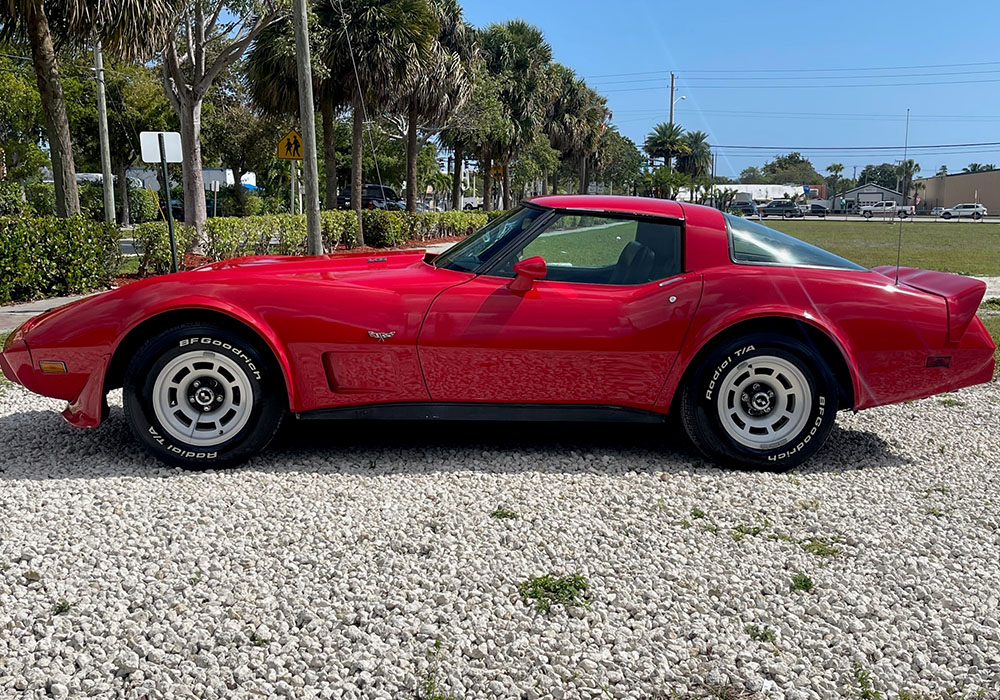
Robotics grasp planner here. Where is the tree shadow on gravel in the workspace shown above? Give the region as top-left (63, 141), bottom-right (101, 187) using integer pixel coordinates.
top-left (0, 404), bottom-right (908, 481)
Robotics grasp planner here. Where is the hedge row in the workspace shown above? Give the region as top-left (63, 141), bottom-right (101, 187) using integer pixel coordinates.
top-left (134, 209), bottom-right (502, 274)
top-left (0, 217), bottom-right (122, 304)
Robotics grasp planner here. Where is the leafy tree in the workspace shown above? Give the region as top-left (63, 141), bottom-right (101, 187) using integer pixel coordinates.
top-left (761, 152), bottom-right (822, 185)
top-left (0, 48), bottom-right (47, 182)
top-left (161, 1), bottom-right (282, 234)
top-left (592, 128), bottom-right (642, 194)
top-left (738, 166), bottom-right (763, 183)
top-left (0, 0), bottom-right (179, 216)
top-left (71, 59), bottom-right (173, 225)
top-left (643, 122), bottom-right (687, 170)
top-left (857, 162), bottom-right (898, 190)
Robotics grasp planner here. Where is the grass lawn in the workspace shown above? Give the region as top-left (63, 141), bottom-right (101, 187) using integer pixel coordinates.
top-left (767, 220), bottom-right (1000, 277)
top-left (980, 315), bottom-right (1000, 376)
top-left (117, 256), bottom-right (140, 276)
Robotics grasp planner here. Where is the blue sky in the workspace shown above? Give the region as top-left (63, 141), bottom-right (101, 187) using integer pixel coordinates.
top-left (463, 0), bottom-right (1000, 179)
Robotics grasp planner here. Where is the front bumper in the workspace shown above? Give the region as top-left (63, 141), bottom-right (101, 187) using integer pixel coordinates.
top-left (1, 329), bottom-right (32, 387)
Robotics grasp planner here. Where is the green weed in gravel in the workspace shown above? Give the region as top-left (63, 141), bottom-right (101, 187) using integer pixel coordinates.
top-left (490, 506), bottom-right (518, 520)
top-left (518, 574), bottom-right (590, 612)
top-left (744, 624), bottom-right (776, 643)
top-left (800, 537), bottom-right (842, 556)
top-left (790, 573), bottom-right (815, 592)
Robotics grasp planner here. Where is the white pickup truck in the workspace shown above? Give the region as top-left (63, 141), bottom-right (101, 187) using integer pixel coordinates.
top-left (859, 200), bottom-right (915, 218)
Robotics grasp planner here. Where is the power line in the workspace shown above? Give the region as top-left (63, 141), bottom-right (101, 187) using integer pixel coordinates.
top-left (584, 59), bottom-right (1000, 79)
top-left (602, 77), bottom-right (1000, 92)
top-left (709, 141), bottom-right (1000, 151)
top-left (590, 67), bottom-right (1000, 87)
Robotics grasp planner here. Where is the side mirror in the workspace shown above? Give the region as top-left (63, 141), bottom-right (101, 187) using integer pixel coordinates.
top-left (508, 256), bottom-right (546, 292)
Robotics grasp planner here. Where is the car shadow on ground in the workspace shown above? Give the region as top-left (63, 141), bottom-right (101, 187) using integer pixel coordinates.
top-left (0, 403), bottom-right (910, 481)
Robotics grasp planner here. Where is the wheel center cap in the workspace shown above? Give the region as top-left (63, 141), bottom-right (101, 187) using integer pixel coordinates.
top-left (194, 387), bottom-right (215, 407)
top-left (752, 392), bottom-right (771, 410)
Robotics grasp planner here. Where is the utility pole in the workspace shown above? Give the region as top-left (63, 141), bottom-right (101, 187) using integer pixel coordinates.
top-left (292, 0), bottom-right (322, 254)
top-left (668, 72), bottom-right (676, 125)
top-left (94, 40), bottom-right (115, 224)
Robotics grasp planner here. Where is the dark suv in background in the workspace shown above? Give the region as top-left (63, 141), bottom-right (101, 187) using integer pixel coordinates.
top-left (759, 200), bottom-right (804, 218)
top-left (337, 184), bottom-right (405, 210)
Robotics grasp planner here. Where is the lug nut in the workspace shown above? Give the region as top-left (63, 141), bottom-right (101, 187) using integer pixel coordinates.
top-left (193, 381), bottom-right (201, 388)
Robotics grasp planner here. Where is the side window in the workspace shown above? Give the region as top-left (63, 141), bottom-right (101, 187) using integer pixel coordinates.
top-left (495, 213), bottom-right (682, 285)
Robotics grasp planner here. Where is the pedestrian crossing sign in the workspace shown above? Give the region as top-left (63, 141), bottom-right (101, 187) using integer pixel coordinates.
top-left (277, 129), bottom-right (303, 160)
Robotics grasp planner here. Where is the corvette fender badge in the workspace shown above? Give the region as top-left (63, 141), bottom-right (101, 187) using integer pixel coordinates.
top-left (368, 330), bottom-right (395, 342)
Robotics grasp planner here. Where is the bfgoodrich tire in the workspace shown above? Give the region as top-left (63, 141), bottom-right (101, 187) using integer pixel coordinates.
top-left (123, 323), bottom-right (285, 468)
top-left (680, 333), bottom-right (839, 469)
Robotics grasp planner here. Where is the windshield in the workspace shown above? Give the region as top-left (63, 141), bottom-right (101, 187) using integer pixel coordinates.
top-left (724, 214), bottom-right (865, 271)
top-left (433, 206), bottom-right (543, 272)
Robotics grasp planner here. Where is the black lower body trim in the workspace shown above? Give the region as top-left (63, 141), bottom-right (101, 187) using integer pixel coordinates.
top-left (295, 402), bottom-right (667, 424)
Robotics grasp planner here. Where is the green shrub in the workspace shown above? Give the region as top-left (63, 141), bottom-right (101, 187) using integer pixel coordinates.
top-left (79, 182), bottom-right (105, 221)
top-left (203, 214), bottom-right (307, 260)
top-left (0, 182), bottom-right (26, 216)
top-left (128, 187), bottom-right (160, 224)
top-left (0, 216), bottom-right (122, 303)
top-left (320, 209), bottom-right (358, 249)
top-left (25, 182), bottom-right (56, 216)
top-left (132, 222), bottom-right (198, 276)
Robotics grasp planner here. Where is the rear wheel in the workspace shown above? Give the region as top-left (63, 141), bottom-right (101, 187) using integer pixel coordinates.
top-left (942, 211), bottom-right (952, 219)
top-left (680, 333), bottom-right (839, 469)
top-left (123, 323), bottom-right (285, 468)
top-left (973, 212), bottom-right (983, 220)
top-left (898, 211), bottom-right (908, 218)
top-left (863, 211), bottom-right (872, 219)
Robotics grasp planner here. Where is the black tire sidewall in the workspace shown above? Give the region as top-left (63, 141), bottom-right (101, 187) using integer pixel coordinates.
top-left (123, 324), bottom-right (284, 468)
top-left (682, 335), bottom-right (838, 469)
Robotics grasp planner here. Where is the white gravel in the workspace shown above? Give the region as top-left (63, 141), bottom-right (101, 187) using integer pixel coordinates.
top-left (1, 382), bottom-right (999, 699)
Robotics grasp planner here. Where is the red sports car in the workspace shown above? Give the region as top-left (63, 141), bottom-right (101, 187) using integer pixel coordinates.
top-left (2, 196), bottom-right (994, 469)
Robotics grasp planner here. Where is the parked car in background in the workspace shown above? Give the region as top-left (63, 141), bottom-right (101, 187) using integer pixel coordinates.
top-left (860, 201), bottom-right (914, 218)
top-left (930, 207), bottom-right (945, 217)
top-left (941, 203), bottom-right (987, 220)
top-left (803, 203), bottom-right (828, 217)
top-left (729, 201), bottom-right (758, 217)
top-left (336, 184), bottom-right (405, 210)
top-left (759, 200), bottom-right (803, 218)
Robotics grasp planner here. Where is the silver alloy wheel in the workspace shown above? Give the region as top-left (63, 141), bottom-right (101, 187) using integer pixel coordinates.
top-left (152, 350), bottom-right (254, 447)
top-left (716, 355), bottom-right (812, 451)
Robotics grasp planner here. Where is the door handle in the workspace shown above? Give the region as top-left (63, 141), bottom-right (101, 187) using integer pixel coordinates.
top-left (658, 276), bottom-right (684, 287)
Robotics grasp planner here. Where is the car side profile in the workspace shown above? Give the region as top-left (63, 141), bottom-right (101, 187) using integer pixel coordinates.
top-left (941, 203), bottom-right (987, 219)
top-left (759, 200), bottom-right (803, 218)
top-left (2, 196), bottom-right (994, 470)
top-left (336, 183), bottom-right (405, 210)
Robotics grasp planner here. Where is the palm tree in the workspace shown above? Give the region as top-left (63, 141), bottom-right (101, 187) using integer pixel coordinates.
top-left (318, 0), bottom-right (437, 241)
top-left (675, 130), bottom-right (711, 179)
top-left (963, 163), bottom-right (990, 173)
top-left (0, 0), bottom-right (180, 216)
top-left (544, 64), bottom-right (609, 194)
top-left (644, 122), bottom-right (688, 170)
top-left (936, 165), bottom-right (948, 177)
top-left (826, 162), bottom-right (843, 208)
top-left (396, 0), bottom-right (472, 212)
top-left (896, 159), bottom-right (920, 205)
top-left (246, 12), bottom-right (346, 210)
top-left (479, 20), bottom-right (552, 209)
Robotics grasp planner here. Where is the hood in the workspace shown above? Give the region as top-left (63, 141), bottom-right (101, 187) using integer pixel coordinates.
top-left (195, 248), bottom-right (429, 276)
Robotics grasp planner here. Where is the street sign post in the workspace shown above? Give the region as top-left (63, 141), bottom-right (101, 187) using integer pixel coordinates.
top-left (140, 131), bottom-right (182, 273)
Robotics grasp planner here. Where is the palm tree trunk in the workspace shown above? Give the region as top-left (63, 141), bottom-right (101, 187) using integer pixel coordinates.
top-left (483, 157), bottom-right (493, 211)
top-left (351, 98), bottom-right (364, 245)
top-left (540, 167), bottom-right (548, 195)
top-left (25, 0), bottom-right (79, 217)
top-left (577, 156), bottom-right (587, 194)
top-left (115, 160), bottom-right (130, 226)
top-left (501, 162), bottom-right (511, 210)
top-left (178, 97), bottom-right (207, 235)
top-left (551, 169), bottom-right (558, 195)
top-left (321, 99), bottom-right (337, 210)
top-left (450, 142), bottom-right (463, 211)
top-left (405, 99), bottom-right (418, 213)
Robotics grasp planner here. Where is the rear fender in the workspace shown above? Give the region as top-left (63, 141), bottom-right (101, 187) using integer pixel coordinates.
top-left (655, 307), bottom-right (860, 413)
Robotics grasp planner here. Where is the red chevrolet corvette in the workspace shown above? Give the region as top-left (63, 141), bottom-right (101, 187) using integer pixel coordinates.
top-left (2, 195), bottom-right (994, 469)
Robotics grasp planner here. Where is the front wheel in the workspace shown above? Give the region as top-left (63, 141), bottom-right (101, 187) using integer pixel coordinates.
top-left (123, 324), bottom-right (285, 468)
top-left (942, 212), bottom-right (952, 219)
top-left (863, 211), bottom-right (872, 219)
top-left (680, 334), bottom-right (839, 469)
top-left (973, 212), bottom-right (983, 220)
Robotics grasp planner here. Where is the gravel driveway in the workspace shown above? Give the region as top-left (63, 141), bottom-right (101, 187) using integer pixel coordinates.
top-left (1, 383), bottom-right (998, 699)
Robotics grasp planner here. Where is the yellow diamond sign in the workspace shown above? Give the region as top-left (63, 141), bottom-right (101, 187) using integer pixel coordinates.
top-left (277, 129), bottom-right (303, 160)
